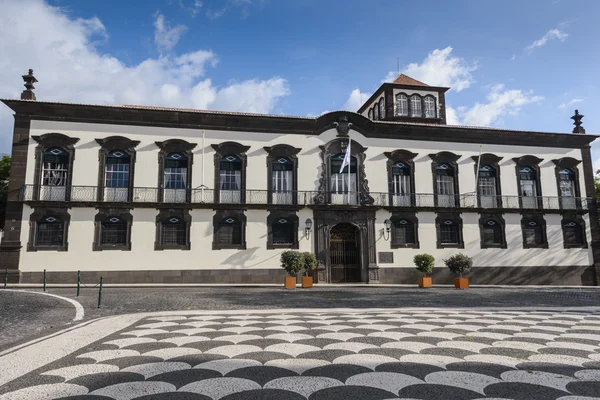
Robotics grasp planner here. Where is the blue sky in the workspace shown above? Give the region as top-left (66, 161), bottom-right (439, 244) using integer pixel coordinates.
top-left (0, 0), bottom-right (599, 160)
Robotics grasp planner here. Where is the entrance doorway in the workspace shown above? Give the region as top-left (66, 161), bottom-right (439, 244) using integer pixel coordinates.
top-left (329, 223), bottom-right (361, 282)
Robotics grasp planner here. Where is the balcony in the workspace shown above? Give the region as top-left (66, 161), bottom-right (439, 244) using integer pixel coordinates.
top-left (20, 185), bottom-right (592, 212)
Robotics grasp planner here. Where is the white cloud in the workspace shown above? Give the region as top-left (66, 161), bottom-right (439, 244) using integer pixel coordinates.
top-left (384, 47), bottom-right (477, 92)
top-left (154, 13), bottom-right (187, 53)
top-left (451, 84), bottom-right (543, 126)
top-left (525, 28), bottom-right (568, 52)
top-left (558, 98), bottom-right (584, 109)
top-left (342, 89), bottom-right (370, 112)
top-left (445, 106), bottom-right (460, 125)
top-left (0, 0), bottom-right (290, 152)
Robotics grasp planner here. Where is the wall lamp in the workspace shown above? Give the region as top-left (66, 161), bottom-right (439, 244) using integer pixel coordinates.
top-left (383, 219), bottom-right (392, 241)
top-left (305, 218), bottom-right (313, 240)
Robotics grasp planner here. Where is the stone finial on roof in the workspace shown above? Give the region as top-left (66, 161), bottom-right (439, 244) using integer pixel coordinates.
top-left (21, 69), bottom-right (38, 101)
top-left (571, 109), bottom-right (585, 134)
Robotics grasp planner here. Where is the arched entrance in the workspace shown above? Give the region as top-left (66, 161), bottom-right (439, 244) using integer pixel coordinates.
top-left (329, 223), bottom-right (361, 283)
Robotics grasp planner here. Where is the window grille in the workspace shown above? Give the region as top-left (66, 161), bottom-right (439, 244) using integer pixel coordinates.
top-left (392, 219), bottom-right (415, 245)
top-left (217, 218), bottom-right (242, 245)
top-left (563, 221), bottom-right (583, 246)
top-left (396, 94), bottom-right (408, 116)
top-left (35, 217), bottom-right (63, 246)
top-left (482, 219), bottom-right (502, 246)
top-left (161, 217), bottom-right (187, 246)
top-left (440, 220), bottom-right (458, 244)
top-left (272, 219), bottom-right (294, 245)
top-left (424, 96), bottom-right (436, 118)
top-left (410, 95), bottom-right (422, 117)
top-left (101, 217), bottom-right (128, 245)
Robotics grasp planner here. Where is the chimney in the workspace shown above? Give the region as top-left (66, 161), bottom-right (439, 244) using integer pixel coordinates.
top-left (20, 69), bottom-right (38, 101)
top-left (571, 109), bottom-right (585, 134)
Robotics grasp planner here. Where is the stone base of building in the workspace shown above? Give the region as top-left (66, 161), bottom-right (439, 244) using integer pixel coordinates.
top-left (16, 265), bottom-right (598, 285)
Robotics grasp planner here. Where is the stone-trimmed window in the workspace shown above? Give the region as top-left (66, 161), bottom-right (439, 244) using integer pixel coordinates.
top-left (479, 214), bottom-right (507, 249)
top-left (368, 108), bottom-right (373, 120)
top-left (27, 207), bottom-right (70, 252)
top-left (267, 211), bottom-right (299, 250)
top-left (213, 210), bottom-right (246, 250)
top-left (373, 104), bottom-right (379, 120)
top-left (155, 209), bottom-right (191, 251)
top-left (379, 98), bottom-right (385, 119)
top-left (384, 149), bottom-right (418, 207)
top-left (32, 133), bottom-right (79, 201)
top-left (472, 153), bottom-right (503, 209)
top-left (552, 157), bottom-right (582, 210)
top-left (436, 213), bottom-right (464, 249)
top-left (410, 94), bottom-right (422, 117)
top-left (424, 95), bottom-right (436, 118)
top-left (395, 93), bottom-right (408, 116)
top-left (212, 142), bottom-right (250, 204)
top-left (93, 208), bottom-right (133, 251)
top-left (96, 136), bottom-right (140, 202)
top-left (521, 213), bottom-right (548, 249)
top-left (156, 139), bottom-right (197, 203)
top-left (562, 215), bottom-right (587, 249)
top-left (264, 144), bottom-right (301, 205)
top-left (513, 155), bottom-right (543, 210)
top-left (390, 212), bottom-right (419, 249)
top-left (430, 151), bottom-right (461, 208)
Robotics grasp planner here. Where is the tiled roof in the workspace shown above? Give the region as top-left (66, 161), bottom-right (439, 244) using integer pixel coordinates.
top-left (392, 74), bottom-right (429, 86)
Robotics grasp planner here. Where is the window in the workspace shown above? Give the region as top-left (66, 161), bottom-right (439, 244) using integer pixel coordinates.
top-left (272, 157), bottom-right (293, 204)
top-left (217, 218), bottom-right (242, 246)
top-left (379, 98), bottom-right (385, 119)
top-left (424, 96), bottom-right (436, 118)
top-left (93, 209), bottom-right (132, 251)
top-left (559, 169), bottom-right (577, 209)
top-left (391, 217), bottom-right (418, 248)
top-left (162, 217), bottom-right (187, 246)
top-left (396, 94), bottom-right (408, 116)
top-left (368, 108), bottom-right (373, 120)
top-left (480, 216), bottom-right (506, 248)
top-left (436, 164), bottom-right (456, 207)
top-left (157, 139), bottom-right (197, 204)
top-left (40, 148), bottom-right (69, 201)
top-left (563, 219), bottom-right (586, 248)
top-left (101, 217), bottom-right (128, 246)
top-left (330, 152), bottom-right (357, 204)
top-left (36, 216), bottom-right (64, 247)
top-left (373, 104), bottom-right (379, 120)
top-left (478, 165), bottom-right (498, 208)
top-left (519, 166), bottom-right (539, 209)
top-left (436, 214), bottom-right (463, 248)
top-left (220, 154), bottom-right (242, 203)
top-left (410, 95), bottom-right (422, 117)
top-left (521, 216), bottom-right (547, 249)
top-left (104, 150), bottom-right (130, 202)
top-left (164, 153), bottom-right (188, 189)
top-left (155, 210), bottom-right (191, 250)
top-left (267, 212), bottom-right (299, 249)
top-left (391, 162), bottom-right (411, 206)
top-left (272, 219), bottom-right (294, 245)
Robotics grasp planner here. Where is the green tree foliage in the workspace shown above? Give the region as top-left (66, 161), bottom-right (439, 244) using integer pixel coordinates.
top-left (0, 155), bottom-right (10, 229)
top-left (595, 169), bottom-right (600, 200)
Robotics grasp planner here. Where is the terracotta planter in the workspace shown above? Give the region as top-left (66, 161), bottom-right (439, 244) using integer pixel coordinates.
top-left (285, 276), bottom-right (296, 289)
top-left (302, 276), bottom-right (313, 288)
top-left (418, 277), bottom-right (432, 288)
top-left (454, 277), bottom-right (469, 289)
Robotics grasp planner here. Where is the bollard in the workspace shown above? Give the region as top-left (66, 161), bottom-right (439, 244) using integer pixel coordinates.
top-left (77, 271), bottom-right (81, 297)
top-left (43, 269), bottom-right (47, 292)
top-left (97, 276), bottom-right (103, 309)
top-left (4, 269), bottom-right (7, 289)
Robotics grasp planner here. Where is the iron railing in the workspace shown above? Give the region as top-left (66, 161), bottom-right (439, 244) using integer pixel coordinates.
top-left (20, 185), bottom-right (592, 211)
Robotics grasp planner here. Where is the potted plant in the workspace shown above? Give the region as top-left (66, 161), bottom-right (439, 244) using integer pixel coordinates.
top-left (301, 252), bottom-right (318, 288)
top-left (280, 250), bottom-right (303, 289)
top-left (444, 253), bottom-right (473, 289)
top-left (413, 253), bottom-right (435, 288)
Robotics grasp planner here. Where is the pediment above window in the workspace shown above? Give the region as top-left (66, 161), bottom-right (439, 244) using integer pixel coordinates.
top-left (551, 157), bottom-right (581, 169)
top-left (96, 136), bottom-right (140, 152)
top-left (156, 139), bottom-right (197, 154)
top-left (384, 149), bottom-right (418, 162)
top-left (32, 133), bottom-right (80, 148)
top-left (512, 155), bottom-right (543, 166)
top-left (429, 151), bottom-right (461, 164)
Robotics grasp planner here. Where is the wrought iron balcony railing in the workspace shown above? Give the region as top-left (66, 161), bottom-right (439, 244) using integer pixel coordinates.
top-left (20, 185), bottom-right (592, 211)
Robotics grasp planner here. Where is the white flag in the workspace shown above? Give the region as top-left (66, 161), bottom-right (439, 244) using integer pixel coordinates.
top-left (339, 138), bottom-right (351, 174)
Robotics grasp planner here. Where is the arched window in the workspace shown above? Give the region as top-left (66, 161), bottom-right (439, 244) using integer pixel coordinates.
top-left (217, 217), bottom-right (242, 246)
top-left (100, 216), bottom-right (128, 246)
top-left (410, 95), bottom-right (422, 117)
top-left (35, 216), bottom-right (64, 247)
top-left (481, 219), bottom-right (503, 247)
top-left (424, 96), bottom-right (436, 118)
top-left (436, 164), bottom-right (456, 207)
top-left (478, 165), bottom-right (498, 208)
top-left (373, 104), bottom-right (379, 120)
top-left (104, 150), bottom-right (130, 202)
top-left (391, 162), bottom-right (411, 206)
top-left (161, 217), bottom-right (187, 247)
top-left (396, 94), bottom-right (408, 116)
top-left (519, 166), bottom-right (539, 209)
top-left (164, 152), bottom-right (188, 203)
top-left (559, 169), bottom-right (577, 209)
top-left (392, 218), bottom-right (416, 247)
top-left (368, 108), bottom-right (373, 120)
top-left (41, 147), bottom-right (69, 201)
top-left (330, 152), bottom-right (357, 204)
top-left (379, 98), bottom-right (385, 119)
top-left (220, 154), bottom-right (242, 203)
top-left (272, 157), bottom-right (293, 204)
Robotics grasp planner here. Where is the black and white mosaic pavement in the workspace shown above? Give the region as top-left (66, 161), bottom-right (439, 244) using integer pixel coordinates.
top-left (2, 308), bottom-right (600, 399)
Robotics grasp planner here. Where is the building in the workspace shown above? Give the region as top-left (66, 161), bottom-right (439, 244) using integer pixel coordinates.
top-left (1, 70), bottom-right (598, 285)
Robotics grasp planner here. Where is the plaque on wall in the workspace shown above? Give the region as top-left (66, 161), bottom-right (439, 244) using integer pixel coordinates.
top-left (378, 252), bottom-right (394, 264)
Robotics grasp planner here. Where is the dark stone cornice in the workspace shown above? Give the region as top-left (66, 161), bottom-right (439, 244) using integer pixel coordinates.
top-left (2, 100), bottom-right (597, 149)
